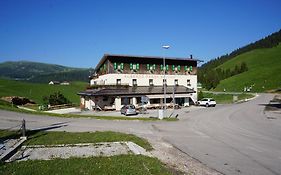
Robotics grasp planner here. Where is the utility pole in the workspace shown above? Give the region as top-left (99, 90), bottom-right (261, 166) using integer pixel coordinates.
top-left (162, 45), bottom-right (170, 118)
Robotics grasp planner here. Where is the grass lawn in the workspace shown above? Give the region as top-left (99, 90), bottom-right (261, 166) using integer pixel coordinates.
top-left (0, 79), bottom-right (87, 104)
top-left (0, 155), bottom-right (174, 175)
top-left (0, 130), bottom-right (178, 175)
top-left (201, 92), bottom-right (255, 104)
top-left (25, 131), bottom-right (153, 151)
top-left (0, 130), bottom-right (152, 151)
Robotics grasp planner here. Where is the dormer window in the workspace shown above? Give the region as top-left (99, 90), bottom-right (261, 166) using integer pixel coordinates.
top-left (114, 63), bottom-right (124, 73)
top-left (184, 66), bottom-right (193, 74)
top-left (146, 64), bottom-right (156, 73)
top-left (172, 65), bottom-right (181, 73)
top-left (99, 64), bottom-right (107, 73)
top-left (160, 65), bottom-right (169, 72)
top-left (130, 63), bottom-right (140, 72)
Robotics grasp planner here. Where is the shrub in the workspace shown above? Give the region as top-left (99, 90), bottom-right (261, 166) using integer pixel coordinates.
top-left (43, 92), bottom-right (70, 106)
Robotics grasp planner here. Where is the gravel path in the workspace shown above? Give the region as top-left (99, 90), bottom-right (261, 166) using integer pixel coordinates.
top-left (8, 141), bottom-right (151, 162)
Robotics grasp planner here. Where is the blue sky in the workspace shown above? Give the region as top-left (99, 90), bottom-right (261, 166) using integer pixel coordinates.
top-left (0, 0), bottom-right (280, 68)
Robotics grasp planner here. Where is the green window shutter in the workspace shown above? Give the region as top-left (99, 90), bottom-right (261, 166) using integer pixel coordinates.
top-left (177, 65), bottom-right (181, 71)
top-left (184, 66), bottom-right (188, 71)
top-left (147, 64), bottom-right (150, 70)
top-left (172, 65), bottom-right (175, 71)
top-left (130, 63), bottom-right (133, 70)
top-left (190, 66), bottom-right (192, 71)
top-left (153, 64), bottom-right (156, 70)
top-left (166, 65), bottom-right (169, 71)
top-left (160, 65), bottom-right (163, 70)
top-left (136, 64), bottom-right (139, 70)
top-left (114, 63), bottom-right (117, 70)
top-left (121, 63), bottom-right (124, 70)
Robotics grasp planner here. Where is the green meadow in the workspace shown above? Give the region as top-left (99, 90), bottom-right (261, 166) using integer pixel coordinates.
top-left (0, 79), bottom-right (87, 104)
top-left (215, 43), bottom-right (281, 92)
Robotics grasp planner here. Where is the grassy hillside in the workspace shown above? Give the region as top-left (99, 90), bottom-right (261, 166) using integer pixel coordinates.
top-left (215, 43), bottom-right (281, 92)
top-left (0, 79), bottom-right (87, 104)
top-left (0, 61), bottom-right (90, 82)
top-left (29, 69), bottom-right (90, 83)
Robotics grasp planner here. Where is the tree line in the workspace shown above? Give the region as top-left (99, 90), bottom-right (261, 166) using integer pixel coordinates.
top-left (199, 62), bottom-right (248, 90)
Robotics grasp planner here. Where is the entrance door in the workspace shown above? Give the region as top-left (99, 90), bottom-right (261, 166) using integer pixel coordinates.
top-left (175, 98), bottom-right (185, 106)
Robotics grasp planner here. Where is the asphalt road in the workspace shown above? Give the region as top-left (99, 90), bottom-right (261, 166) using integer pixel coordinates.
top-left (1, 93), bottom-right (280, 175)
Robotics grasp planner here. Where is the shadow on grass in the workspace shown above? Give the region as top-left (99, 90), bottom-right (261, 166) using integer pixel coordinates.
top-left (25, 122), bottom-right (68, 144)
top-left (0, 122), bottom-right (68, 143)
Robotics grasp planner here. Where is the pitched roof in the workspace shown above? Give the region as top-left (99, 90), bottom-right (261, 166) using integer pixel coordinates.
top-left (95, 54), bottom-right (202, 72)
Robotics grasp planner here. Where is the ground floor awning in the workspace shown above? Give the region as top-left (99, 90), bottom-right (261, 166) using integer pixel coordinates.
top-left (78, 85), bottom-right (195, 97)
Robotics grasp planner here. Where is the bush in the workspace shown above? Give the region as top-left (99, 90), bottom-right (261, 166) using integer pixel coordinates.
top-left (11, 97), bottom-right (34, 105)
top-left (198, 91), bottom-right (204, 100)
top-left (43, 92), bottom-right (70, 106)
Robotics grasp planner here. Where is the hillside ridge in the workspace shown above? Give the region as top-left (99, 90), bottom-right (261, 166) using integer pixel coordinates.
top-left (0, 60), bottom-right (91, 82)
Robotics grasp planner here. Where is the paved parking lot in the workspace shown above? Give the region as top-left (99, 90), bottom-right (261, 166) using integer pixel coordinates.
top-left (75, 105), bottom-right (205, 118)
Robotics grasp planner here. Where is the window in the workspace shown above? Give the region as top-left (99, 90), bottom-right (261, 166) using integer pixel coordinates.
top-left (187, 79), bottom-right (191, 86)
top-left (163, 79), bottom-right (167, 85)
top-left (149, 79), bottom-right (153, 86)
top-left (174, 79), bottom-right (178, 86)
top-left (147, 64), bottom-right (156, 71)
top-left (132, 79), bottom-right (137, 86)
top-left (130, 63), bottom-right (140, 71)
top-left (116, 79), bottom-right (121, 85)
top-left (113, 63), bottom-right (124, 70)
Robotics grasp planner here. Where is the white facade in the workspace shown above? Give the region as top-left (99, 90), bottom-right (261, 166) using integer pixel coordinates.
top-left (79, 54), bottom-right (199, 111)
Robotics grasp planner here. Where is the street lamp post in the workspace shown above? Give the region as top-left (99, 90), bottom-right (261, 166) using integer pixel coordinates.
top-left (162, 45), bottom-right (170, 117)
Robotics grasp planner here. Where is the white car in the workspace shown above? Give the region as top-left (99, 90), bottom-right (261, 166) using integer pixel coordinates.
top-left (197, 98), bottom-right (216, 107)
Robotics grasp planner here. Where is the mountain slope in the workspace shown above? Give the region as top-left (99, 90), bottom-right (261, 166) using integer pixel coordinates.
top-left (0, 61), bottom-right (90, 82)
top-left (215, 43), bottom-right (281, 92)
top-left (29, 69), bottom-right (91, 83)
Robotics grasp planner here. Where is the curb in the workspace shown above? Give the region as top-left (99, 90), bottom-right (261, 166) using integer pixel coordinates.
top-left (0, 137), bottom-right (27, 162)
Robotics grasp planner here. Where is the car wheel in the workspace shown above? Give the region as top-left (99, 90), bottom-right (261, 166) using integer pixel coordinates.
top-left (206, 103), bottom-right (209, 107)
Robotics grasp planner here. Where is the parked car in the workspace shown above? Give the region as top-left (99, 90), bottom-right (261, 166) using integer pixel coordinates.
top-left (197, 98), bottom-right (216, 107)
top-left (120, 105), bottom-right (137, 116)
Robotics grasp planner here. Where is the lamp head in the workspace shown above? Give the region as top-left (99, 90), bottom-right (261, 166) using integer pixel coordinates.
top-left (162, 45), bottom-right (170, 49)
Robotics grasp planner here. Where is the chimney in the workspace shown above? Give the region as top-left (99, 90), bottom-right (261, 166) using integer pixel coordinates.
top-left (190, 54), bottom-right (193, 59)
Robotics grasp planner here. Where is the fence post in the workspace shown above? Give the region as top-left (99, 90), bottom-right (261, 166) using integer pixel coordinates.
top-left (22, 119), bottom-right (26, 137)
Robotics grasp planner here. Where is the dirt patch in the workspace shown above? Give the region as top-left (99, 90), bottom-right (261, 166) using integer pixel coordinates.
top-left (147, 137), bottom-right (222, 175)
